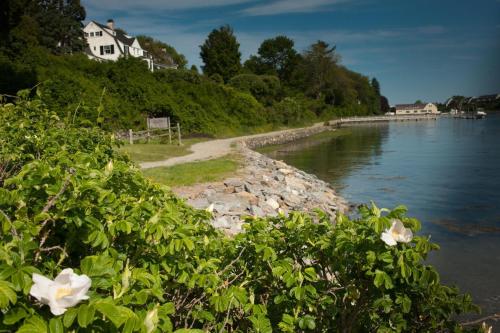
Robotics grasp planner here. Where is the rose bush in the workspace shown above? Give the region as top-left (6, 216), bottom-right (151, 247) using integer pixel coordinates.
top-left (0, 94), bottom-right (486, 332)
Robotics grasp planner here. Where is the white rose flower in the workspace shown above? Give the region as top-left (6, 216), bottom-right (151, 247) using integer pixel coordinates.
top-left (29, 268), bottom-right (91, 315)
top-left (380, 219), bottom-right (413, 246)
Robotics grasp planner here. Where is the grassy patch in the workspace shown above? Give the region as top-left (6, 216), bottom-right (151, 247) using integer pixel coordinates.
top-left (118, 138), bottom-right (208, 163)
top-left (142, 155), bottom-right (241, 187)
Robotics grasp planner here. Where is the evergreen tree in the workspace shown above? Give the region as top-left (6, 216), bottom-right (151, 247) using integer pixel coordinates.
top-left (371, 77), bottom-right (380, 96)
top-left (200, 25), bottom-right (241, 82)
top-left (301, 40), bottom-right (340, 100)
top-left (34, 0), bottom-right (86, 54)
top-left (0, 0), bottom-right (86, 54)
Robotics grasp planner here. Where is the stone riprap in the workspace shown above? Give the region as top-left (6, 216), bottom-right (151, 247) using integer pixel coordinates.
top-left (174, 145), bottom-right (347, 235)
top-left (242, 124), bottom-right (331, 149)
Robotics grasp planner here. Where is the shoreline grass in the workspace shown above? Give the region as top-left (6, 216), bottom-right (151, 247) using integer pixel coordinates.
top-left (118, 138), bottom-right (208, 163)
top-left (142, 155), bottom-right (241, 187)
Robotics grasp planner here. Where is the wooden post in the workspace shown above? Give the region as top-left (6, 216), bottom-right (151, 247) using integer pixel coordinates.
top-left (168, 117), bottom-right (172, 144)
top-left (128, 129), bottom-right (133, 145)
top-left (177, 123), bottom-right (182, 145)
top-left (146, 118), bottom-right (150, 143)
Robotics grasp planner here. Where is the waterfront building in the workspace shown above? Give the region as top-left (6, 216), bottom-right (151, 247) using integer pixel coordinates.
top-left (83, 19), bottom-right (177, 71)
top-left (395, 103), bottom-right (439, 115)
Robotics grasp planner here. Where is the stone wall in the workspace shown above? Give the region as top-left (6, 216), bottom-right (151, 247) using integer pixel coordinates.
top-left (242, 124), bottom-right (332, 149)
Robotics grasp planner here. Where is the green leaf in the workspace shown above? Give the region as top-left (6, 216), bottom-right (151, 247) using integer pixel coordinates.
top-left (49, 318), bottom-right (64, 333)
top-left (63, 308), bottom-right (78, 328)
top-left (0, 280), bottom-right (17, 308)
top-left (17, 316), bottom-right (48, 333)
top-left (77, 304), bottom-right (95, 328)
top-left (374, 270), bottom-right (393, 289)
top-left (3, 307), bottom-right (28, 325)
top-left (96, 301), bottom-right (133, 328)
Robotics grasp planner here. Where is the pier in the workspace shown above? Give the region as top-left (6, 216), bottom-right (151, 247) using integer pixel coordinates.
top-left (328, 114), bottom-right (439, 126)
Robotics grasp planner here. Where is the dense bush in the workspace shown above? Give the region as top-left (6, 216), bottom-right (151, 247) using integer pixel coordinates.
top-left (228, 74), bottom-right (281, 106)
top-left (0, 96), bottom-right (486, 332)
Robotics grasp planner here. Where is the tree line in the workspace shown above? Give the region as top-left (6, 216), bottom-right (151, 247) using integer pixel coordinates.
top-left (199, 26), bottom-right (390, 115)
top-left (1, 1), bottom-right (391, 135)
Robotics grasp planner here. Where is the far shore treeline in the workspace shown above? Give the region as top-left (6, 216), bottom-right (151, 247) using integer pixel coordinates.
top-left (0, 0), bottom-right (389, 136)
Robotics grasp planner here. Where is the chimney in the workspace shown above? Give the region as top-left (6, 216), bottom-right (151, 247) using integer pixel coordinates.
top-left (106, 19), bottom-right (115, 30)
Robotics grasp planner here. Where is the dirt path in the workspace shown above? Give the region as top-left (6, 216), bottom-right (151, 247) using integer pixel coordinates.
top-left (139, 122), bottom-right (326, 169)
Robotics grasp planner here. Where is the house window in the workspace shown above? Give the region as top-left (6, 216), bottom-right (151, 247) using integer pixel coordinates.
top-left (100, 45), bottom-right (115, 55)
top-left (95, 31), bottom-right (103, 37)
top-left (90, 32), bottom-right (94, 37)
top-left (84, 32), bottom-right (89, 37)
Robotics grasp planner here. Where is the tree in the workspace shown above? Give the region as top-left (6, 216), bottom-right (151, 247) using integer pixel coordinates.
top-left (371, 78), bottom-right (380, 96)
top-left (253, 35), bottom-right (300, 83)
top-left (0, 0), bottom-right (86, 54)
top-left (243, 55), bottom-right (269, 75)
top-left (190, 64), bottom-right (198, 73)
top-left (301, 40), bottom-right (340, 100)
top-left (380, 95), bottom-right (390, 113)
top-left (34, 0), bottom-right (86, 53)
top-left (200, 25), bottom-right (242, 82)
top-left (136, 35), bottom-right (187, 69)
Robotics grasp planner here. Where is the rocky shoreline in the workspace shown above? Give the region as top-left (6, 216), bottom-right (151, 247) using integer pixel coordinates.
top-left (174, 127), bottom-right (348, 234)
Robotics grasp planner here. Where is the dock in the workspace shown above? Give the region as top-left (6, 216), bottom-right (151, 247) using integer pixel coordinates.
top-left (327, 114), bottom-right (439, 126)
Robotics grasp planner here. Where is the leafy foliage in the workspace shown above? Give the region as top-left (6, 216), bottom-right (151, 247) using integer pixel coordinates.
top-left (0, 96), bottom-right (484, 332)
top-left (0, 0), bottom-right (86, 54)
top-left (228, 74), bottom-right (281, 106)
top-left (200, 25), bottom-right (242, 82)
top-left (244, 36), bottom-right (301, 83)
top-left (136, 35), bottom-right (188, 69)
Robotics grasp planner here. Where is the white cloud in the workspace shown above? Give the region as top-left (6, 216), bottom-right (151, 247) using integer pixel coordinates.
top-left (84, 0), bottom-right (254, 11)
top-left (241, 0), bottom-right (351, 16)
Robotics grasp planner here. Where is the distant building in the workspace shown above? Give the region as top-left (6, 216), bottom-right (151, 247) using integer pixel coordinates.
top-left (394, 103), bottom-right (439, 115)
top-left (83, 19), bottom-right (176, 71)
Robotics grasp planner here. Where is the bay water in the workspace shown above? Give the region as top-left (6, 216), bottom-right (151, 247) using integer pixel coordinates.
top-left (259, 113), bottom-right (500, 318)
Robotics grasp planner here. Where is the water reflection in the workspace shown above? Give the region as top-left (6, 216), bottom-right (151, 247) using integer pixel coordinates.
top-left (261, 124), bottom-right (389, 186)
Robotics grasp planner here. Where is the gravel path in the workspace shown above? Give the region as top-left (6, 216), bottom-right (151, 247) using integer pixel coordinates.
top-left (139, 122), bottom-right (326, 169)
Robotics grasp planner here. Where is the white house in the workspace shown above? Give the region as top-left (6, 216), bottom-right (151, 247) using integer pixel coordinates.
top-left (395, 103), bottom-right (439, 115)
top-left (83, 19), bottom-right (175, 71)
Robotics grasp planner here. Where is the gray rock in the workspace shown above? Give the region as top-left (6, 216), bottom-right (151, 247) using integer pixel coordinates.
top-left (285, 176), bottom-right (306, 191)
top-left (224, 178), bottom-right (244, 188)
top-left (265, 197), bottom-right (280, 210)
top-left (249, 205), bottom-right (265, 217)
top-left (213, 217), bottom-right (230, 229)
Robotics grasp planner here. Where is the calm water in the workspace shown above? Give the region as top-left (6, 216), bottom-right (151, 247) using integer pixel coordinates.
top-left (260, 114), bottom-right (500, 318)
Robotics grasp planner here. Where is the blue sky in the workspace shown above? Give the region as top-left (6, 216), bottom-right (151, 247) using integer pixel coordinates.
top-left (82, 0), bottom-right (500, 104)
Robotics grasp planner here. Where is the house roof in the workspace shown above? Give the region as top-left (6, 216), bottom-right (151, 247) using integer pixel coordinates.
top-left (91, 20), bottom-right (136, 47)
top-left (395, 103), bottom-right (428, 110)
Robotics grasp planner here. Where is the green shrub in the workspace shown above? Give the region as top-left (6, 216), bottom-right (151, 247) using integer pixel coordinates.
top-left (0, 96), bottom-right (485, 333)
top-left (269, 97), bottom-right (316, 126)
top-left (228, 74), bottom-right (281, 106)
